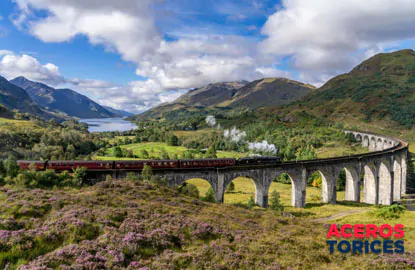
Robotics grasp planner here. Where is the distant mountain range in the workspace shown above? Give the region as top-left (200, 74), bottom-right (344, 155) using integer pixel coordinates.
top-left (0, 76), bottom-right (60, 120)
top-left (10, 77), bottom-right (118, 119)
top-left (103, 106), bottom-right (134, 117)
top-left (133, 78), bottom-right (315, 120)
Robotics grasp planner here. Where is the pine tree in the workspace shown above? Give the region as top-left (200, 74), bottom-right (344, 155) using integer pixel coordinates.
top-left (225, 182), bottom-right (235, 193)
top-left (269, 189), bottom-right (284, 214)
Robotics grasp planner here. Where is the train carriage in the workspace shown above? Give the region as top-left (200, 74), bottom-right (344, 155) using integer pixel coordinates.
top-left (17, 160), bottom-right (47, 171)
top-left (47, 160), bottom-right (115, 171)
top-left (179, 158), bottom-right (236, 168)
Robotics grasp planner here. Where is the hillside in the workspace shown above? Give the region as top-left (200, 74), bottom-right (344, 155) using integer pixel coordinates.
top-left (134, 78), bottom-right (315, 120)
top-left (0, 180), bottom-right (413, 269)
top-left (11, 77), bottom-right (117, 119)
top-left (0, 76), bottom-right (59, 120)
top-left (277, 49), bottom-right (415, 129)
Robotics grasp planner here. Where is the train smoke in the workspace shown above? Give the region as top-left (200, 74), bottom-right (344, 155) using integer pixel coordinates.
top-left (224, 127), bottom-right (246, 143)
top-left (248, 140), bottom-right (278, 155)
top-left (205, 115), bottom-right (216, 127)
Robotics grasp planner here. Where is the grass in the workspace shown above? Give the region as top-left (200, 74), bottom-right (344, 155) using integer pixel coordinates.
top-left (96, 142), bottom-right (246, 160)
top-left (0, 118), bottom-right (43, 133)
top-left (188, 178), bottom-right (414, 251)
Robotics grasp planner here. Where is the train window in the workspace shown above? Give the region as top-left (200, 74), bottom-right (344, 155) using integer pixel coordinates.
top-left (70, 163), bottom-right (73, 166)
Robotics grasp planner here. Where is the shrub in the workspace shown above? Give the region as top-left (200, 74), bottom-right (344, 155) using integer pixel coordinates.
top-left (202, 188), bottom-right (216, 203)
top-left (225, 182), bottom-right (235, 193)
top-left (72, 167), bottom-right (87, 187)
top-left (142, 165), bottom-right (153, 180)
top-left (178, 182), bottom-right (200, 199)
top-left (269, 189), bottom-right (284, 214)
top-left (372, 204), bottom-right (405, 220)
top-left (247, 196), bottom-right (255, 209)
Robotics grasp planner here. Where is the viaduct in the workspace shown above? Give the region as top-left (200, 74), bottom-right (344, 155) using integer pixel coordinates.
top-left (91, 131), bottom-right (408, 208)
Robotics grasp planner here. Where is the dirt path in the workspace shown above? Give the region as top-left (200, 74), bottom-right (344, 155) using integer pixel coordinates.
top-left (311, 209), bottom-right (370, 223)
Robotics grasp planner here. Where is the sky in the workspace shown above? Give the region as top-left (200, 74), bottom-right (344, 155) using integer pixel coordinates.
top-left (0, 0), bottom-right (415, 113)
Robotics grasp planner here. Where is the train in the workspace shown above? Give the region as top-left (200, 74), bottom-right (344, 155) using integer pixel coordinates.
top-left (17, 156), bottom-right (281, 172)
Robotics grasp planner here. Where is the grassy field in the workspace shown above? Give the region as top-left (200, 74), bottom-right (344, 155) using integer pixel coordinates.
top-left (188, 177), bottom-right (415, 251)
top-left (95, 142), bottom-right (247, 160)
top-left (0, 118), bottom-right (43, 133)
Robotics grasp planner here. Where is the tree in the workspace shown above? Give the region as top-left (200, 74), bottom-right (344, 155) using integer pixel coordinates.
top-left (113, 146), bottom-right (123, 158)
top-left (140, 149), bottom-right (149, 159)
top-left (283, 142), bottom-right (296, 161)
top-left (5, 156), bottom-right (19, 178)
top-left (66, 144), bottom-right (76, 160)
top-left (205, 146), bottom-right (217, 158)
top-left (225, 182), bottom-right (235, 193)
top-left (160, 147), bottom-right (170, 159)
top-left (247, 196), bottom-right (255, 209)
top-left (0, 160), bottom-right (6, 177)
top-left (178, 182), bottom-right (200, 199)
top-left (203, 187), bottom-right (216, 203)
top-left (142, 164), bottom-right (153, 180)
top-left (72, 167), bottom-right (87, 187)
top-left (167, 134), bottom-right (179, 146)
top-left (269, 189), bottom-right (284, 214)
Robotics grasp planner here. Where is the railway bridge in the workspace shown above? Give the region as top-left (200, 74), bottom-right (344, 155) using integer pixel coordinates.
top-left (92, 131), bottom-right (408, 208)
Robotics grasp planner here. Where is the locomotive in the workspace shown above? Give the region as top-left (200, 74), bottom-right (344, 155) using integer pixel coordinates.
top-left (18, 156), bottom-right (281, 172)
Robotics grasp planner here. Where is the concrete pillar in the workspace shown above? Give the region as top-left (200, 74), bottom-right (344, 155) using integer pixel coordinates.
top-left (362, 136), bottom-right (369, 148)
top-left (345, 167), bottom-right (360, 202)
top-left (393, 158), bottom-right (402, 201)
top-left (363, 165), bottom-right (377, 204)
top-left (255, 185), bottom-right (268, 208)
top-left (322, 174), bottom-right (337, 204)
top-left (216, 174), bottom-right (225, 203)
top-left (378, 161), bottom-right (393, 205)
top-left (401, 153), bottom-right (407, 195)
top-left (289, 169), bottom-right (307, 208)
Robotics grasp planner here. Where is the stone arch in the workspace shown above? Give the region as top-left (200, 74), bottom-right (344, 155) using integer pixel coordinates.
top-left (378, 159), bottom-right (392, 205)
top-left (376, 138), bottom-right (383, 151)
top-left (363, 163), bottom-right (377, 204)
top-left (163, 173), bottom-right (219, 201)
top-left (183, 177), bottom-right (215, 201)
top-left (344, 166), bottom-right (360, 202)
top-left (223, 173), bottom-right (263, 207)
top-left (393, 156), bottom-right (402, 201)
top-left (308, 168), bottom-right (338, 204)
top-left (369, 137), bottom-right (377, 151)
top-left (362, 135), bottom-right (369, 148)
top-left (355, 134), bottom-right (362, 142)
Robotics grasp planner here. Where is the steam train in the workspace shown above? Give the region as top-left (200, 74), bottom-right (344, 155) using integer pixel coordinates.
top-left (17, 156), bottom-right (281, 172)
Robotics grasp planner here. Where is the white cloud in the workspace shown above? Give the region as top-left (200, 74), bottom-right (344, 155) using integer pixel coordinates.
top-left (0, 52), bottom-right (64, 85)
top-left (10, 0), bottom-right (290, 112)
top-left (260, 0), bottom-right (415, 85)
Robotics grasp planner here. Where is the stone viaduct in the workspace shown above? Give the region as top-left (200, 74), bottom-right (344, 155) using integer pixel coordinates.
top-left (94, 131), bottom-right (408, 208)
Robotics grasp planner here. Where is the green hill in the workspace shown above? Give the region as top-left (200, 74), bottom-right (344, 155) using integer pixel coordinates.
top-left (278, 49), bottom-right (415, 129)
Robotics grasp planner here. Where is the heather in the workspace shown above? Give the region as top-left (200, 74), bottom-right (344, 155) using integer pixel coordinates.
top-left (0, 181), bottom-right (413, 269)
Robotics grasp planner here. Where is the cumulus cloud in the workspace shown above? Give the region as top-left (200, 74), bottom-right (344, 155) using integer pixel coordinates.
top-left (260, 0), bottom-right (415, 85)
top-left (10, 0), bottom-right (290, 111)
top-left (0, 51), bottom-right (64, 85)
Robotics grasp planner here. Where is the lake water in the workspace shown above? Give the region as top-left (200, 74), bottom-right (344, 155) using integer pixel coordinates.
top-left (80, 118), bottom-right (138, 132)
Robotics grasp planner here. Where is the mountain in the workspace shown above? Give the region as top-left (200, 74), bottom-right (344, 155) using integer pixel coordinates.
top-left (103, 106), bottom-right (133, 117)
top-left (276, 49), bottom-right (415, 129)
top-left (11, 77), bottom-right (117, 119)
top-left (0, 76), bottom-right (60, 120)
top-left (134, 78), bottom-right (315, 120)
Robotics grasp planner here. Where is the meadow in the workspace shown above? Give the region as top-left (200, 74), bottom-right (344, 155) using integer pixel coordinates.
top-left (187, 177), bottom-right (415, 251)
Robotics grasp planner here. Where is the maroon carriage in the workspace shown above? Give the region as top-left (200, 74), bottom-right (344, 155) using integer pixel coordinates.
top-left (179, 158), bottom-right (236, 168)
top-left (47, 160), bottom-right (115, 171)
top-left (17, 160), bottom-right (47, 171)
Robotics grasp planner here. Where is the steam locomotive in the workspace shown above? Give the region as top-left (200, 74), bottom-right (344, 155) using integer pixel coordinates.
top-left (17, 156), bottom-right (281, 172)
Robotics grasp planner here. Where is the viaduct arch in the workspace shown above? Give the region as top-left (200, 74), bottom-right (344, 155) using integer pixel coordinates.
top-left (99, 131), bottom-right (409, 208)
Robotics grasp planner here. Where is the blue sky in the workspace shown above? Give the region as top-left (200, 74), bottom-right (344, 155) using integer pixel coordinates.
top-left (0, 0), bottom-right (415, 113)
